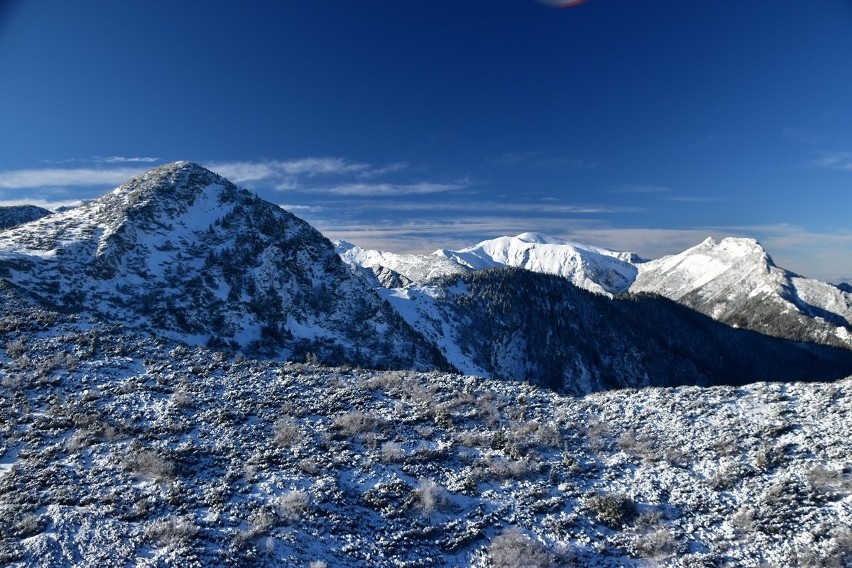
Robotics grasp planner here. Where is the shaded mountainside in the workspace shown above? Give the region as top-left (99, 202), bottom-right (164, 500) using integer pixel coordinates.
top-left (0, 205), bottom-right (52, 230)
top-left (0, 162), bottom-right (448, 370)
top-left (383, 269), bottom-right (852, 395)
top-left (0, 323), bottom-right (850, 567)
top-left (630, 237), bottom-right (852, 350)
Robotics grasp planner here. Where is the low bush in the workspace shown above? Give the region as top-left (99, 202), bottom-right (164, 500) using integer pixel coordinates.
top-left (587, 493), bottom-right (636, 529)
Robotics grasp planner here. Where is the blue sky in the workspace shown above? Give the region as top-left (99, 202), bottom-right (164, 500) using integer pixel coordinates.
top-left (1, 0), bottom-right (852, 281)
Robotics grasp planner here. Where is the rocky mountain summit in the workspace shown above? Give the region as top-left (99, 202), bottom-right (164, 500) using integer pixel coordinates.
top-left (0, 162), bottom-right (447, 370)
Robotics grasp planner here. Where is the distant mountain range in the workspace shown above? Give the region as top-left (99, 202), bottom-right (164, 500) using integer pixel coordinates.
top-left (2, 162), bottom-right (851, 393)
top-left (341, 232), bottom-right (852, 352)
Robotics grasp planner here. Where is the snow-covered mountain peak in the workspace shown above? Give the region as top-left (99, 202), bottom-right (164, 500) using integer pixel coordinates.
top-left (91, 161), bottom-right (230, 228)
top-left (646, 236), bottom-right (774, 284)
top-left (513, 231), bottom-right (567, 245)
top-left (433, 233), bottom-right (639, 294)
top-left (704, 236), bottom-right (768, 258)
top-left (630, 235), bottom-right (852, 349)
top-left (0, 163), bottom-right (450, 369)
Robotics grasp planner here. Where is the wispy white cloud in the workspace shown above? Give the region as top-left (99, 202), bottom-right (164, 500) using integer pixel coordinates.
top-left (278, 204), bottom-right (325, 214)
top-left (314, 181), bottom-right (465, 197)
top-left (811, 151), bottom-right (852, 171)
top-left (663, 195), bottom-right (726, 203)
top-left (493, 151), bottom-right (602, 169)
top-left (43, 156), bottom-right (160, 165)
top-left (206, 158), bottom-right (372, 184)
top-left (613, 184), bottom-right (671, 194)
top-left (278, 157), bottom-right (370, 176)
top-left (299, 199), bottom-right (632, 215)
top-left (98, 156), bottom-right (159, 164)
top-left (0, 167), bottom-right (148, 189)
top-left (0, 198), bottom-right (84, 210)
top-left (611, 184), bottom-right (725, 203)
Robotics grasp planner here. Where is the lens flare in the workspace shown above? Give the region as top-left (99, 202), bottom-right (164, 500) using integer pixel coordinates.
top-left (537, 0), bottom-right (587, 7)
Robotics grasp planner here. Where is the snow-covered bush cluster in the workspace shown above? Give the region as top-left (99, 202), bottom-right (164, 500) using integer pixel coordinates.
top-left (1, 321), bottom-right (849, 567)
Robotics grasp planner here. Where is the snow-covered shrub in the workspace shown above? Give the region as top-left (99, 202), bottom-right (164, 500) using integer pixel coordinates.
top-left (145, 516), bottom-right (197, 548)
top-left (276, 489), bottom-right (309, 522)
top-left (4, 339), bottom-right (25, 358)
top-left (806, 465), bottom-right (848, 497)
top-left (480, 455), bottom-right (535, 481)
top-left (633, 527), bottom-right (677, 560)
top-left (248, 507), bottom-right (275, 535)
top-left (331, 410), bottom-right (377, 438)
top-left (272, 415), bottom-right (302, 448)
top-left (410, 478), bottom-right (448, 516)
top-left (455, 430), bottom-right (488, 448)
top-left (618, 430), bottom-right (656, 462)
top-left (297, 457), bottom-right (318, 475)
top-left (587, 493), bottom-right (636, 529)
top-left (124, 448), bottom-right (175, 482)
top-left (11, 512), bottom-right (43, 539)
top-left (170, 390), bottom-right (193, 408)
top-left (486, 529), bottom-right (555, 568)
top-left (380, 441), bottom-right (404, 463)
top-left (415, 425), bottom-right (434, 439)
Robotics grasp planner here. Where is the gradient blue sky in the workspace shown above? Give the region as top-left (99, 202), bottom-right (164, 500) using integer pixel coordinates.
top-left (1, 0), bottom-right (852, 281)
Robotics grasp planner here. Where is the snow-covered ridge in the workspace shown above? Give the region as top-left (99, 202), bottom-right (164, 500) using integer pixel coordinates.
top-left (336, 240), bottom-right (470, 287)
top-left (342, 232), bottom-right (852, 350)
top-left (0, 205), bottom-right (52, 230)
top-left (433, 232), bottom-right (640, 294)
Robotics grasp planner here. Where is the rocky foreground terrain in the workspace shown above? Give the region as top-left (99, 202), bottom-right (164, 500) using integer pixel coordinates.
top-left (1, 313), bottom-right (849, 567)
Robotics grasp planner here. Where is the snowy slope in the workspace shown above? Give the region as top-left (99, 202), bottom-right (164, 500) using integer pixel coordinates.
top-left (630, 237), bottom-right (852, 349)
top-left (434, 232), bottom-right (640, 294)
top-left (0, 162), bottom-right (448, 370)
top-left (336, 240), bottom-right (470, 288)
top-left (1, 317), bottom-right (850, 567)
